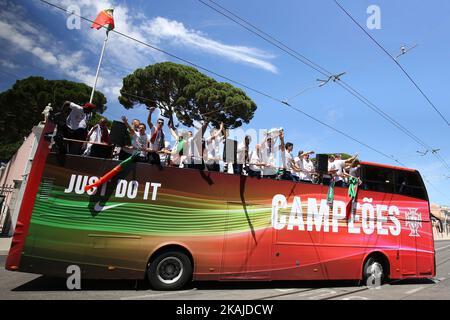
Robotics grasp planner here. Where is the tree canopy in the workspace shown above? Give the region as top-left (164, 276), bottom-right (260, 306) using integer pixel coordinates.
top-left (0, 76), bottom-right (107, 161)
top-left (118, 62), bottom-right (257, 129)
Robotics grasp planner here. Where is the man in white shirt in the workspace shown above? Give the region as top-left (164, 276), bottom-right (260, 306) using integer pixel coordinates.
top-left (122, 116), bottom-right (151, 162)
top-left (248, 144), bottom-right (265, 177)
top-left (119, 118), bottom-right (141, 160)
top-left (187, 124), bottom-right (208, 170)
top-left (147, 107), bottom-right (167, 165)
top-left (260, 128), bottom-right (284, 179)
top-left (147, 107), bottom-right (165, 152)
top-left (84, 117), bottom-right (110, 157)
top-left (205, 122), bottom-right (224, 172)
top-left (167, 123), bottom-right (190, 168)
top-left (329, 153), bottom-right (358, 187)
top-left (281, 142), bottom-right (301, 181)
top-left (299, 151), bottom-right (315, 182)
top-left (293, 150), bottom-right (303, 180)
top-left (235, 135), bottom-right (251, 175)
top-left (64, 101), bottom-right (96, 155)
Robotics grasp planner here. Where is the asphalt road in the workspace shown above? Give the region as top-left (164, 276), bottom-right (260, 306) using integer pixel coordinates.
top-left (1, 241), bottom-right (449, 300)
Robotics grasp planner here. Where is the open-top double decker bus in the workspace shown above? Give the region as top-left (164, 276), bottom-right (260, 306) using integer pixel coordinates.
top-left (5, 120), bottom-right (435, 290)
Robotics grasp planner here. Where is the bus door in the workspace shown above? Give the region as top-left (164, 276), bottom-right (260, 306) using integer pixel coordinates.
top-left (395, 170), bottom-right (433, 277)
top-left (220, 201), bottom-right (272, 280)
top-left (271, 183), bottom-right (326, 281)
top-left (400, 211), bottom-right (417, 276)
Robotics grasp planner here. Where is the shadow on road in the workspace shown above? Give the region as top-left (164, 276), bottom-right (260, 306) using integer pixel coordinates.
top-left (389, 278), bottom-right (436, 286)
top-left (188, 280), bottom-right (362, 290)
top-left (11, 277), bottom-right (366, 292)
top-left (11, 276), bottom-right (438, 293)
top-left (12, 276), bottom-right (150, 292)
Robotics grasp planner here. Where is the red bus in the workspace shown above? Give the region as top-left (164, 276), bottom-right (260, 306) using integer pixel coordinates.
top-left (6, 121), bottom-right (435, 290)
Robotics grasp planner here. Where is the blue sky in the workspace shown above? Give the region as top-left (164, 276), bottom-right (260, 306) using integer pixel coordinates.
top-left (1, 0), bottom-right (449, 205)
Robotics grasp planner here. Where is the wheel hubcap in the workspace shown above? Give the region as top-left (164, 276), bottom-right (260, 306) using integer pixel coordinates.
top-left (156, 257), bottom-right (183, 284)
top-left (369, 262), bottom-right (383, 278)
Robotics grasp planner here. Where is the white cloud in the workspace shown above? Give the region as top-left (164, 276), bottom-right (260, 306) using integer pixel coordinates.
top-left (0, 59), bottom-right (19, 69)
top-left (0, 0), bottom-right (277, 114)
top-left (0, 2), bottom-right (108, 93)
top-left (49, 0), bottom-right (277, 73)
top-left (142, 17), bottom-right (277, 73)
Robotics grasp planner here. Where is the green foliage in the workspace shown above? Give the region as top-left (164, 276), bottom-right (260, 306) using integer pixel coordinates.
top-left (310, 153), bottom-right (353, 162)
top-left (0, 76), bottom-right (107, 161)
top-left (0, 141), bottom-right (23, 163)
top-left (118, 62), bottom-right (257, 129)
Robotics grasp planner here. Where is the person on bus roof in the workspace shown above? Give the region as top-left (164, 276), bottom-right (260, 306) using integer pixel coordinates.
top-left (299, 151), bottom-right (316, 183)
top-left (63, 101), bottom-right (96, 155)
top-left (281, 142), bottom-right (301, 181)
top-left (122, 116), bottom-right (151, 163)
top-left (118, 118), bottom-right (141, 160)
top-left (260, 128), bottom-right (284, 179)
top-left (329, 153), bottom-right (358, 187)
top-left (147, 107), bottom-right (166, 165)
top-left (247, 144), bottom-right (265, 178)
top-left (235, 135), bottom-right (251, 175)
top-left (205, 122), bottom-right (225, 172)
top-left (83, 117), bottom-right (110, 157)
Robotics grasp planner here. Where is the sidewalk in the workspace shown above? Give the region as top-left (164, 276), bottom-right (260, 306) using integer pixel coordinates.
top-left (0, 237), bottom-right (12, 255)
top-left (434, 233), bottom-right (450, 241)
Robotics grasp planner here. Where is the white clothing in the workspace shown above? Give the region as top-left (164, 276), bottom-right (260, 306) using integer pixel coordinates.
top-left (249, 149), bottom-right (262, 174)
top-left (132, 131), bottom-right (150, 157)
top-left (284, 150), bottom-right (294, 172)
top-left (187, 136), bottom-right (203, 165)
top-left (149, 126), bottom-right (165, 151)
top-left (66, 102), bottom-right (89, 130)
top-left (300, 158), bottom-right (314, 181)
top-left (236, 142), bottom-right (250, 165)
top-left (334, 159), bottom-right (346, 182)
top-left (83, 125), bottom-right (110, 156)
top-left (206, 136), bottom-right (222, 164)
top-left (260, 143), bottom-right (277, 176)
top-left (293, 156), bottom-right (303, 178)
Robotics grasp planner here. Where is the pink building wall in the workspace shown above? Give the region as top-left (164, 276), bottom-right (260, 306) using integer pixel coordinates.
top-left (0, 126), bottom-right (43, 235)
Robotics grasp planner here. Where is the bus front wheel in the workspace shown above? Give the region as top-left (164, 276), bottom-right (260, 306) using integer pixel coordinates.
top-left (147, 251), bottom-right (192, 290)
top-left (362, 256), bottom-right (385, 287)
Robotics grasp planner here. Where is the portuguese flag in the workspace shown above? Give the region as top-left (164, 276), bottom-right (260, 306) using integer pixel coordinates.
top-left (91, 9), bottom-right (115, 31)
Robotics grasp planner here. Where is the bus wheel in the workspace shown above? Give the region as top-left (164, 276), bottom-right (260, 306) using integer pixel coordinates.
top-left (147, 251), bottom-right (192, 290)
top-left (363, 256), bottom-right (385, 287)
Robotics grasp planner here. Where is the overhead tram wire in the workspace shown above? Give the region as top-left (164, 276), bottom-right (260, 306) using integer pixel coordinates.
top-left (197, 0), bottom-right (332, 77)
top-left (334, 0), bottom-right (450, 128)
top-left (197, 0), bottom-right (433, 151)
top-left (196, 0), bottom-right (430, 148)
top-left (39, 0), bottom-right (408, 166)
top-left (332, 0), bottom-right (450, 171)
top-left (197, 0), bottom-right (450, 174)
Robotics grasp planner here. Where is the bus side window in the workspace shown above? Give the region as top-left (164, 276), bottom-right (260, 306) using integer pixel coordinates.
top-left (361, 165), bottom-right (394, 193)
top-left (394, 170), bottom-right (427, 200)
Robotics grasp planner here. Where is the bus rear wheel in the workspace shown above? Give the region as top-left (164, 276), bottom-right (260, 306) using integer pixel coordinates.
top-left (147, 251), bottom-right (192, 290)
top-left (363, 256), bottom-right (385, 287)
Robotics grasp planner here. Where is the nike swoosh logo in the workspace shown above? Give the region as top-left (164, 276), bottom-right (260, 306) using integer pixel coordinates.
top-left (93, 202), bottom-right (124, 212)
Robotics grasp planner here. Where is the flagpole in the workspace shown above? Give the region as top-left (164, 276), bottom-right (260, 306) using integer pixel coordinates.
top-left (89, 30), bottom-right (109, 104)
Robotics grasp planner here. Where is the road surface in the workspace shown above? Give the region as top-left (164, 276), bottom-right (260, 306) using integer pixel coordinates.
top-left (1, 240), bottom-right (449, 300)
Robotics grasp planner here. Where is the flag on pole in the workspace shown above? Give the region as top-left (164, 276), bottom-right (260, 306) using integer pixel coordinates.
top-left (91, 9), bottom-right (115, 31)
